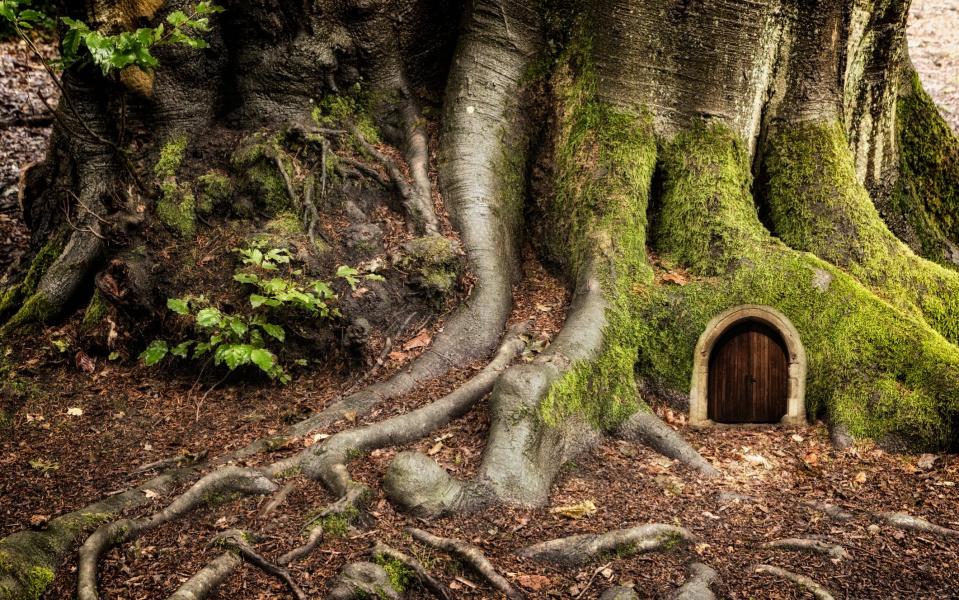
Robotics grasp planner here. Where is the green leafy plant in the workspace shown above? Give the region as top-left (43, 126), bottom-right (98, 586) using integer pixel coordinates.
top-left (60, 2), bottom-right (224, 74)
top-left (140, 242), bottom-right (383, 383)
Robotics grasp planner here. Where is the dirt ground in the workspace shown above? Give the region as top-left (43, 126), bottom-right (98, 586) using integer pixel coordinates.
top-left (909, 0), bottom-right (959, 132)
top-left (2, 8), bottom-right (959, 600)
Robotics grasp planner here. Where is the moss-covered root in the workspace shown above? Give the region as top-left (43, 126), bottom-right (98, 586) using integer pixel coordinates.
top-left (328, 562), bottom-right (402, 600)
top-left (0, 465), bottom-right (202, 600)
top-left (77, 468), bottom-right (277, 600)
top-left (518, 524), bottom-right (693, 567)
top-left (890, 72), bottom-right (959, 264)
top-left (646, 123), bottom-right (959, 450)
top-left (762, 119), bottom-right (959, 343)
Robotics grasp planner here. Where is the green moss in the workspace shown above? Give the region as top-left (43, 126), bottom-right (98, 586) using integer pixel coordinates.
top-left (81, 290), bottom-right (108, 330)
top-left (312, 88), bottom-right (381, 146)
top-left (0, 231), bottom-right (67, 323)
top-left (195, 171), bottom-right (233, 215)
top-left (308, 505), bottom-right (360, 538)
top-left (372, 555), bottom-right (414, 592)
top-left (637, 122), bottom-right (959, 450)
top-left (265, 212), bottom-right (302, 236)
top-left (395, 236), bottom-right (462, 300)
top-left (156, 182), bottom-right (197, 237)
top-left (536, 39), bottom-right (657, 430)
top-left (2, 293), bottom-right (55, 335)
top-left (0, 511), bottom-right (111, 599)
top-left (892, 72), bottom-right (959, 263)
top-left (154, 136), bottom-right (188, 180)
top-left (761, 119), bottom-right (959, 344)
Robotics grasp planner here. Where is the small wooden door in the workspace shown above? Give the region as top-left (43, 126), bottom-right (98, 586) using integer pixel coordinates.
top-left (707, 320), bottom-right (788, 423)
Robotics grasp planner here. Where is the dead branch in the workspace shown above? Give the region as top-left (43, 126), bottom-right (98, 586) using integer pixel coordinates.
top-left (214, 530), bottom-right (307, 600)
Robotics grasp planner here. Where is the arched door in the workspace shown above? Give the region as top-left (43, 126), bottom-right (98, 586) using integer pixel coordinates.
top-left (707, 320), bottom-right (788, 423)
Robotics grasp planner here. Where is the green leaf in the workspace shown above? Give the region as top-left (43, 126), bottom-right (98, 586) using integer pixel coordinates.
top-left (229, 318), bottom-right (249, 337)
top-left (249, 348), bottom-right (275, 373)
top-left (249, 294), bottom-right (268, 309)
top-left (194, 342), bottom-right (212, 357)
top-left (171, 340), bottom-right (193, 358)
top-left (217, 344), bottom-right (253, 370)
top-left (167, 297), bottom-right (190, 315)
top-left (166, 10), bottom-right (189, 26)
top-left (260, 323), bottom-right (285, 342)
top-left (336, 265), bottom-right (360, 289)
top-left (233, 272), bottom-right (259, 285)
top-left (195, 307), bottom-right (223, 328)
top-left (140, 340), bottom-right (169, 366)
top-left (364, 273), bottom-right (386, 282)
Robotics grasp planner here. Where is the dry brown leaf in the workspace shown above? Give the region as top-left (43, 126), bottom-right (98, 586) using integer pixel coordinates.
top-left (403, 329), bottom-right (432, 351)
top-left (427, 441), bottom-right (444, 456)
top-left (662, 272), bottom-right (688, 285)
top-left (75, 351), bottom-right (95, 373)
top-left (516, 574), bottom-right (551, 590)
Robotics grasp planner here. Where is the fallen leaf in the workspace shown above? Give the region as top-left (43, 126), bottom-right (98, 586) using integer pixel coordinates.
top-left (550, 500), bottom-right (597, 519)
top-left (403, 330), bottom-right (432, 351)
top-left (744, 454), bottom-right (773, 469)
top-left (853, 471), bottom-right (867, 484)
top-left (388, 350), bottom-right (408, 362)
top-left (427, 442), bottom-right (444, 456)
top-left (803, 452), bottom-right (819, 466)
top-left (661, 272), bottom-right (688, 285)
top-left (29, 514), bottom-right (49, 527)
top-left (917, 453), bottom-right (938, 471)
top-left (791, 434), bottom-right (805, 443)
top-left (454, 576), bottom-right (478, 589)
top-left (516, 574), bottom-right (550, 591)
top-left (143, 489), bottom-right (160, 499)
top-left (75, 351), bottom-right (96, 373)
top-left (66, 407), bottom-right (84, 417)
top-left (535, 303), bottom-right (552, 312)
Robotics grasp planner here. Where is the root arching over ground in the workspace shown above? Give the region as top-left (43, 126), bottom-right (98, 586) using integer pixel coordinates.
top-left (1, 0), bottom-right (959, 598)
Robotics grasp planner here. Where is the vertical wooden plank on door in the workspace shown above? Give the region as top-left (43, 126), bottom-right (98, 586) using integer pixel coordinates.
top-left (708, 320), bottom-right (789, 423)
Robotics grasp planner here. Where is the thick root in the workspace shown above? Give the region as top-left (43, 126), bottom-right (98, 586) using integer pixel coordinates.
top-left (669, 562), bottom-right (719, 600)
top-left (518, 524), bottom-right (693, 567)
top-left (301, 327), bottom-right (527, 495)
top-left (77, 467), bottom-right (276, 600)
top-left (754, 565), bottom-right (834, 600)
top-left (372, 542), bottom-right (452, 600)
top-left (879, 512), bottom-right (959, 538)
top-left (614, 410), bottom-right (718, 476)
top-left (408, 527), bottom-right (523, 600)
top-left (762, 119), bottom-right (959, 344)
top-left (167, 553), bottom-right (242, 600)
top-left (644, 122), bottom-right (959, 450)
top-left (762, 538), bottom-right (848, 561)
top-left (329, 562), bottom-right (401, 600)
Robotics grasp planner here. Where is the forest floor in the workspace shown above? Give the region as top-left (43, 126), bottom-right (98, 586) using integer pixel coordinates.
top-left (2, 8), bottom-right (959, 600)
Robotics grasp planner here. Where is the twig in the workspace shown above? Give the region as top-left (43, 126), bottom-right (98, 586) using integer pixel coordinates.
top-left (215, 530), bottom-right (307, 600)
top-left (754, 565), bottom-right (834, 600)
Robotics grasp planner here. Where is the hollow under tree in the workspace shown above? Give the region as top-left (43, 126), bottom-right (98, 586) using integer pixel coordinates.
top-left (1, 0), bottom-right (958, 598)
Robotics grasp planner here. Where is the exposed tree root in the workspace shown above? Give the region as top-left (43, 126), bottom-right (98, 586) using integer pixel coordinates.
top-left (278, 526), bottom-right (325, 566)
top-left (302, 325), bottom-right (527, 496)
top-left (805, 501), bottom-right (854, 522)
top-left (763, 538), bottom-right (848, 561)
top-left (614, 410), bottom-right (719, 477)
top-left (669, 562), bottom-right (719, 600)
top-left (167, 552), bottom-right (242, 600)
top-left (754, 565), bottom-right (835, 600)
top-left (77, 467), bottom-right (277, 600)
top-left (599, 586), bottom-right (639, 600)
top-left (372, 542), bottom-right (452, 600)
top-left (329, 562), bottom-right (401, 600)
top-left (518, 524), bottom-right (693, 568)
top-left (394, 86), bottom-right (439, 236)
top-left (409, 527), bottom-right (523, 600)
top-left (213, 530), bottom-right (307, 600)
top-left (879, 512), bottom-right (959, 538)
top-left (385, 260), bottom-right (608, 515)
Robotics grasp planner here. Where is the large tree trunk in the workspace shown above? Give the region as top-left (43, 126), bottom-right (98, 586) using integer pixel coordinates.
top-left (2, 0), bottom-right (958, 597)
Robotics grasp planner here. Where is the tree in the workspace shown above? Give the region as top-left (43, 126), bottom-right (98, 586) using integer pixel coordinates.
top-left (0, 0), bottom-right (957, 598)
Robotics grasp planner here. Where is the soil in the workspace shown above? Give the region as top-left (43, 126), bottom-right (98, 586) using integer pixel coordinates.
top-left (1, 14), bottom-right (959, 600)
top-left (909, 0), bottom-right (959, 132)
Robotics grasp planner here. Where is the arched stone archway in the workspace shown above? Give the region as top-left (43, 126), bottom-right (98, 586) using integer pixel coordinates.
top-left (689, 305), bottom-right (807, 427)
